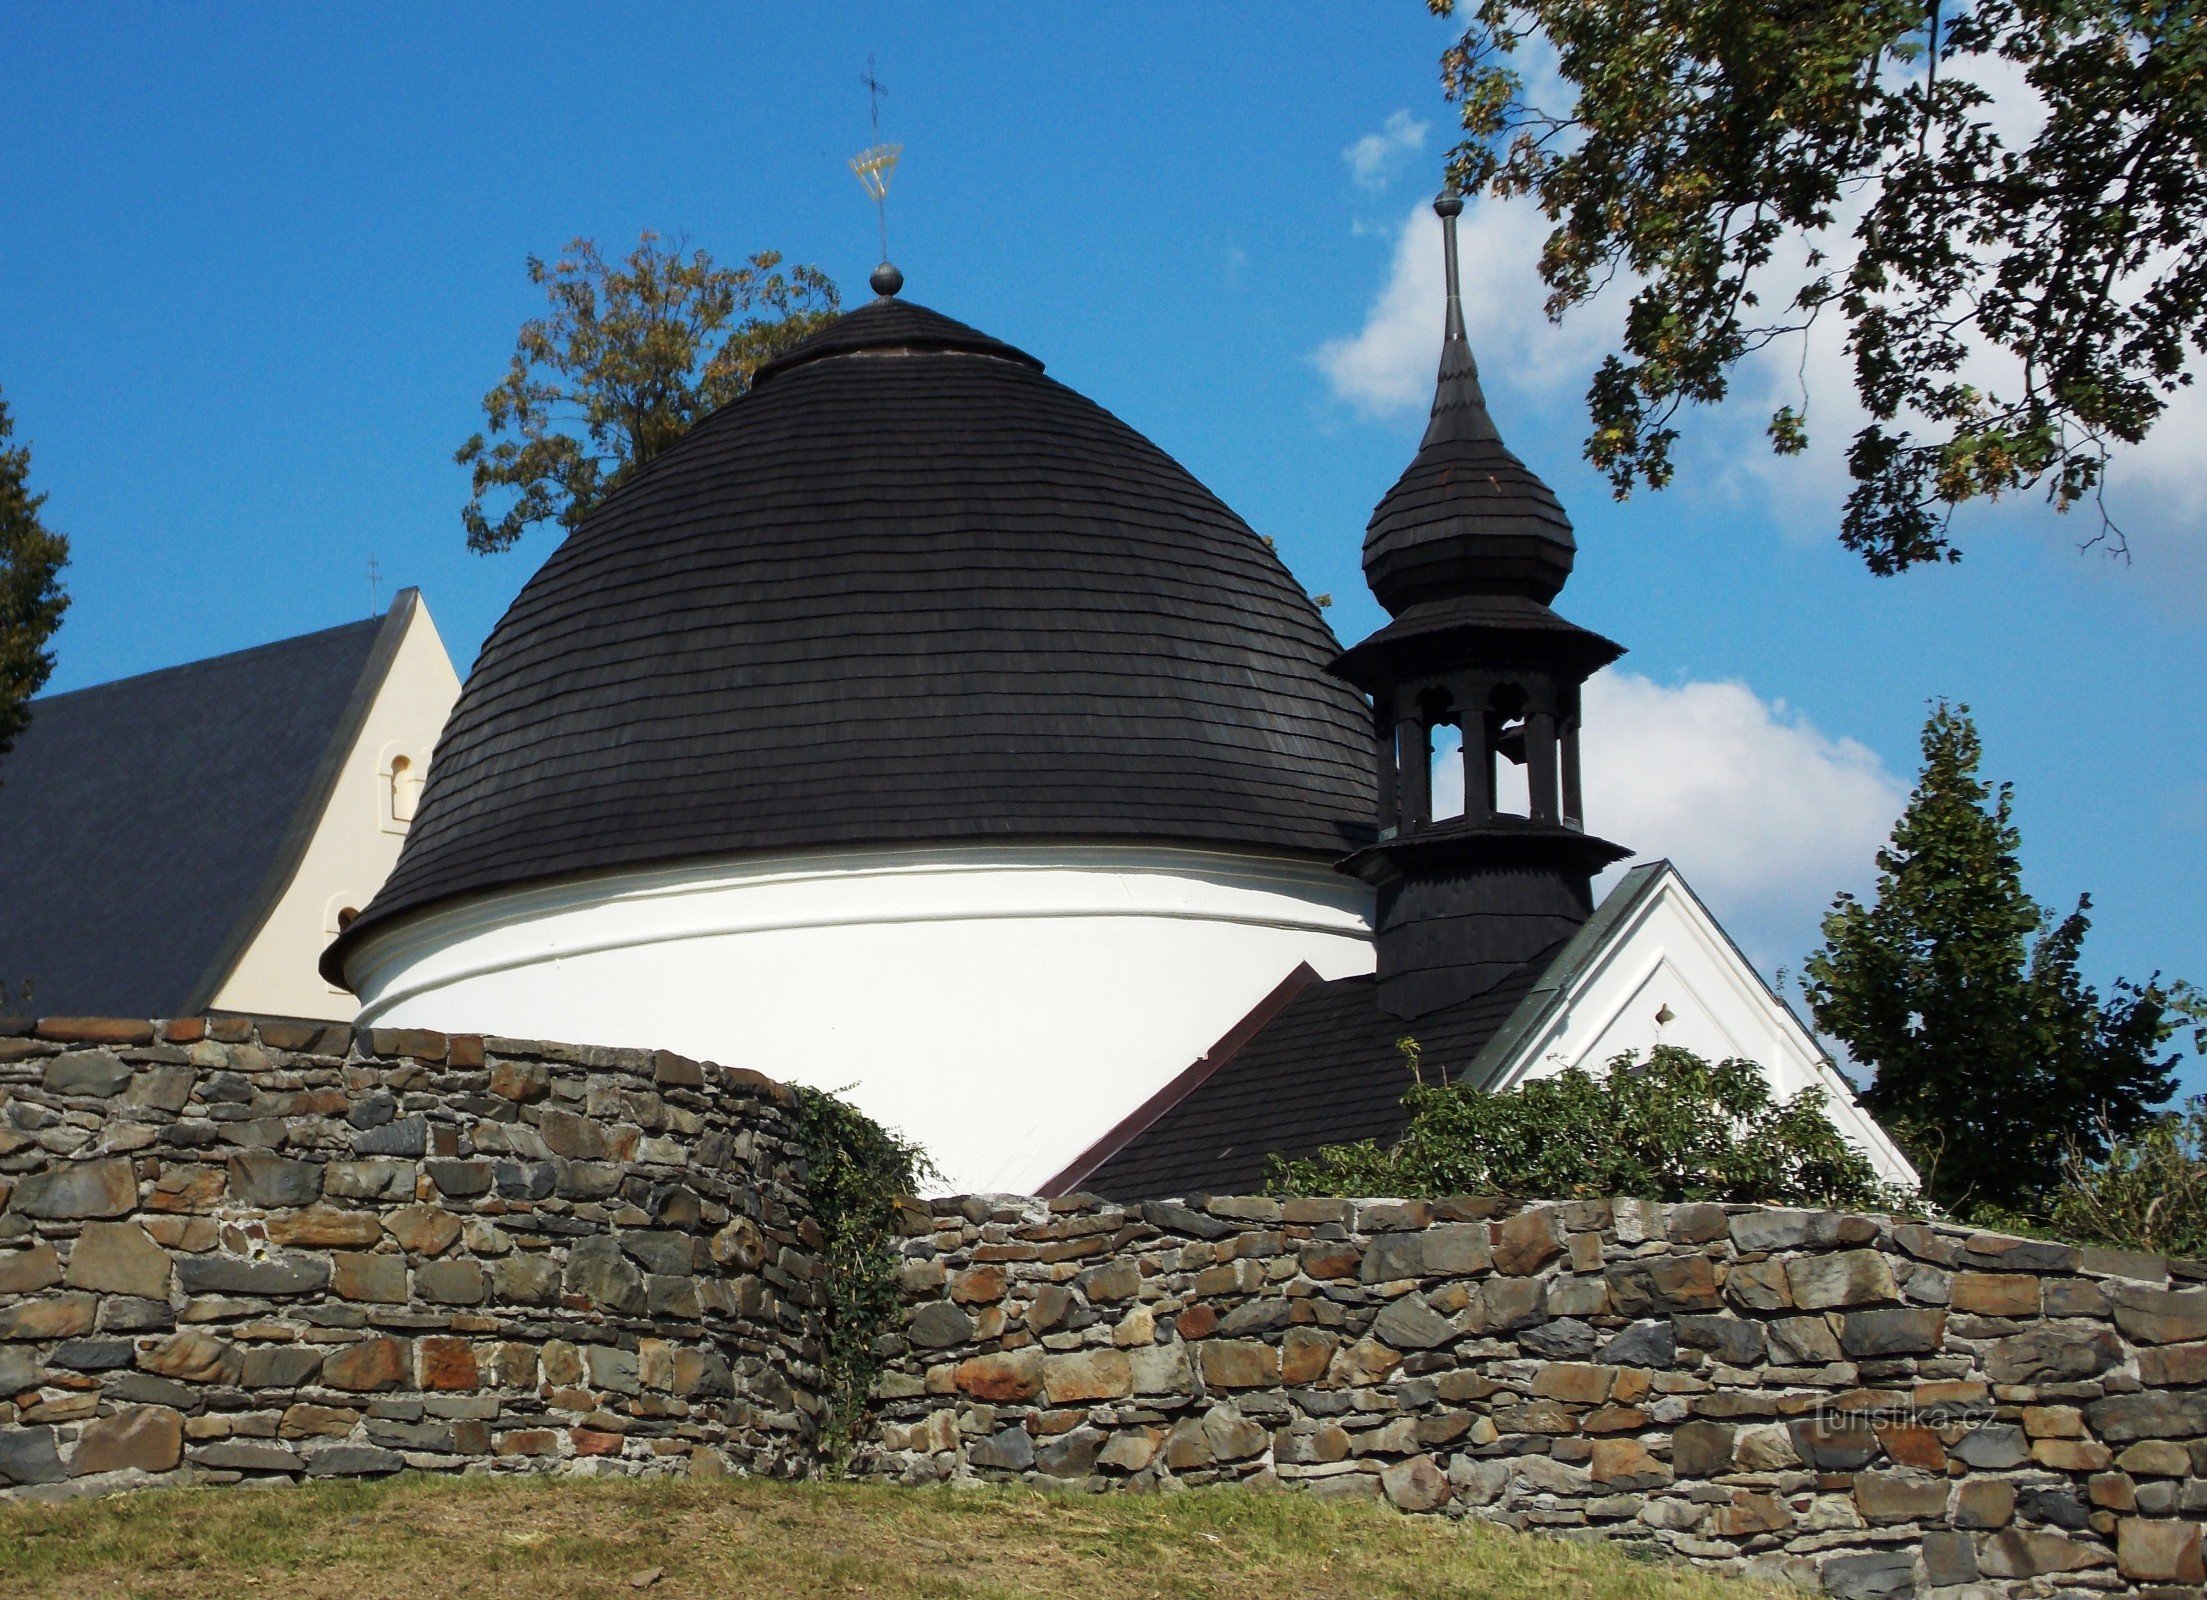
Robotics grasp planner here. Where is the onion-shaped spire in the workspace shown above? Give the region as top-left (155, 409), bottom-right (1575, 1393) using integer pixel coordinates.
top-left (1362, 189), bottom-right (1576, 614)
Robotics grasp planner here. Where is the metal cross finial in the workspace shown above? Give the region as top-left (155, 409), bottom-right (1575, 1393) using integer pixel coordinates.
top-left (861, 55), bottom-right (887, 136)
top-left (366, 555), bottom-right (382, 616)
top-left (849, 57), bottom-right (903, 286)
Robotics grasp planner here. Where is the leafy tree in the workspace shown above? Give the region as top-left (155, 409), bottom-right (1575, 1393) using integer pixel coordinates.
top-left (1430, 0), bottom-right (2207, 570)
top-left (1804, 703), bottom-right (2200, 1213)
top-left (459, 234), bottom-right (838, 553)
top-left (1272, 1045), bottom-right (1903, 1208)
top-left (0, 388), bottom-right (69, 767)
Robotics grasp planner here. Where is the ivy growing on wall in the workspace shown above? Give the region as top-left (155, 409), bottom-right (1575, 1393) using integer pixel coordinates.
top-left (785, 1085), bottom-right (932, 1471)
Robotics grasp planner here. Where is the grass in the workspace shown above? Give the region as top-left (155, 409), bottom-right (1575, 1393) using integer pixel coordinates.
top-left (0, 1471), bottom-right (1800, 1600)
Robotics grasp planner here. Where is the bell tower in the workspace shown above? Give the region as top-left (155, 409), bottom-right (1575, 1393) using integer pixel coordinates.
top-left (1333, 188), bottom-right (1632, 1020)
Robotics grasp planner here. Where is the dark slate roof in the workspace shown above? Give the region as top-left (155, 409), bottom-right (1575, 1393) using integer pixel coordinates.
top-left (1075, 952), bottom-right (1556, 1200)
top-left (328, 296), bottom-right (1376, 978)
top-left (0, 598), bottom-right (411, 1017)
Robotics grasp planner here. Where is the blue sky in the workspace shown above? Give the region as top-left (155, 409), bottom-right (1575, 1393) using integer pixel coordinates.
top-left (6, 5), bottom-right (2202, 1083)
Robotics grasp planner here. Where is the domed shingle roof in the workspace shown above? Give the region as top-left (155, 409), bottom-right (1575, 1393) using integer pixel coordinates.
top-left (327, 297), bottom-right (1375, 979)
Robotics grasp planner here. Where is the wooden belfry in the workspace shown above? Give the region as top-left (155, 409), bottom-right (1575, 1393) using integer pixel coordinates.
top-left (1331, 189), bottom-right (1632, 1020)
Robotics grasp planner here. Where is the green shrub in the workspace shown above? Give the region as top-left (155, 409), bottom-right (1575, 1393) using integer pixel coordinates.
top-left (2040, 1098), bottom-right (2207, 1259)
top-left (784, 1086), bottom-right (933, 1471)
top-left (1270, 1045), bottom-right (1910, 1209)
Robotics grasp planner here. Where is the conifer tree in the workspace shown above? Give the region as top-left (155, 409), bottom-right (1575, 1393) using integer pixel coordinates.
top-left (1804, 703), bottom-right (2191, 1213)
top-left (0, 388), bottom-right (69, 767)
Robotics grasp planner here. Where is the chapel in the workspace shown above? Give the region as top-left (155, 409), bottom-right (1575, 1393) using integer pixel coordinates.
top-left (321, 213), bottom-right (1913, 1197)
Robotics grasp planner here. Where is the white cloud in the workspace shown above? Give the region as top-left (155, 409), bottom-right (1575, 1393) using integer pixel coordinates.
top-left (1343, 110), bottom-right (1429, 193)
top-left (1312, 199), bottom-right (1617, 419)
top-left (1430, 670), bottom-right (1905, 970)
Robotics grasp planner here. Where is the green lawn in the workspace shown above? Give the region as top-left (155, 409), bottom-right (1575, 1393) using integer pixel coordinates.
top-left (0, 1472), bottom-right (1797, 1600)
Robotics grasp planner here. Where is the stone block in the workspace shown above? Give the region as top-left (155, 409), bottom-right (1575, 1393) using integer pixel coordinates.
top-left (1950, 1422), bottom-right (2029, 1469)
top-left (1202, 1403), bottom-right (1268, 1461)
top-left (1590, 1438), bottom-right (1672, 1490)
top-left (419, 1336), bottom-right (479, 1390)
top-left (136, 1331), bottom-right (239, 1384)
top-left (968, 1425), bottom-right (1036, 1471)
top-left (1532, 1362), bottom-right (1616, 1404)
top-left (1598, 1319), bottom-right (1676, 1368)
top-left (0, 1427), bottom-right (65, 1487)
top-left (302, 1443), bottom-right (405, 1477)
top-left (352, 1116), bottom-right (428, 1157)
top-left (492, 1251), bottom-right (559, 1305)
top-left (226, 1153), bottom-right (322, 1208)
top-left (1785, 1249), bottom-right (1898, 1309)
top-left (1130, 1340), bottom-right (1193, 1395)
top-left (1955, 1477), bottom-right (2016, 1528)
top-left (12, 1158), bottom-right (136, 1218)
top-left (1666, 1202), bottom-right (1729, 1243)
top-left (424, 1159), bottom-right (493, 1199)
top-left (1984, 1324), bottom-right (2123, 1383)
top-left (1495, 1207), bottom-right (1566, 1275)
top-left (1036, 1426), bottom-right (1103, 1478)
top-left (1199, 1339), bottom-right (1280, 1388)
top-left (1723, 1258), bottom-right (1792, 1312)
top-left (1819, 1550), bottom-right (1914, 1600)
top-left (43, 1049), bottom-right (132, 1097)
top-left (175, 1251), bottom-right (328, 1297)
top-left (69, 1404), bottom-right (183, 1476)
top-left (1078, 1260), bottom-right (1140, 1302)
top-left (1675, 1313), bottom-right (1766, 1365)
top-left (280, 1403), bottom-right (360, 1439)
top-left (52, 1337), bottom-right (133, 1371)
top-left (1044, 1347), bottom-right (1133, 1403)
top-left (1672, 1419), bottom-right (1736, 1477)
top-left (63, 1221), bottom-right (171, 1298)
top-left (563, 1235), bottom-right (647, 1315)
top-left (949, 1264), bottom-right (1006, 1304)
top-left (2119, 1518), bottom-right (2205, 1584)
top-left (1919, 1530), bottom-right (1978, 1587)
top-left (1382, 1453), bottom-right (1451, 1512)
top-left (908, 1299), bottom-right (975, 1348)
top-left (1951, 1271), bottom-right (2040, 1316)
top-left (2110, 1282), bottom-right (2207, 1345)
top-left (0, 1242), bottom-right (62, 1294)
top-left (1708, 1491), bottom-right (1792, 1537)
top-left (324, 1160), bottom-right (414, 1201)
top-left (192, 1440), bottom-right (304, 1472)
top-left (1789, 1416), bottom-right (1879, 1470)
top-left (322, 1337), bottom-right (411, 1392)
top-left (1977, 1530), bottom-right (2113, 1578)
top-left (415, 1259), bottom-right (487, 1305)
top-left (1373, 1293), bottom-right (1457, 1350)
top-left (954, 1349), bottom-right (1045, 1402)
top-left (585, 1343), bottom-right (640, 1395)
top-left (1854, 1470), bottom-right (1949, 1523)
top-left (238, 1346), bottom-right (324, 1388)
top-left (2087, 1389), bottom-right (2207, 1443)
top-left (1098, 1427), bottom-right (1160, 1472)
top-left (332, 1252), bottom-right (407, 1304)
top-left (1607, 1254), bottom-right (1720, 1315)
top-left (488, 1060), bottom-right (550, 1102)
top-left (266, 1207), bottom-right (384, 1248)
top-left (385, 1205), bottom-right (462, 1256)
top-left (1837, 1305), bottom-right (1944, 1356)
top-left (2116, 1440), bottom-right (2192, 1476)
top-left (0, 1293), bottom-right (97, 1340)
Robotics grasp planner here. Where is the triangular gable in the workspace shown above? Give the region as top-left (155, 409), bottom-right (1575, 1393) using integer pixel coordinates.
top-left (1469, 860), bottom-right (1919, 1188)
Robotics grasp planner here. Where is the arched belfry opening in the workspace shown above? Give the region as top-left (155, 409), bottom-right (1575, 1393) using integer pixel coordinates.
top-left (1329, 187), bottom-right (1631, 1020)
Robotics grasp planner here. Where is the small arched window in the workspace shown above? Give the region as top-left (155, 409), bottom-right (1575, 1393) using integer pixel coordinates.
top-left (381, 751), bottom-right (423, 833)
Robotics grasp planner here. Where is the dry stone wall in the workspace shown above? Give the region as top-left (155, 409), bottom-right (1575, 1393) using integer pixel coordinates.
top-left (0, 1016), bottom-right (827, 1500)
top-left (861, 1193), bottom-right (2207, 1600)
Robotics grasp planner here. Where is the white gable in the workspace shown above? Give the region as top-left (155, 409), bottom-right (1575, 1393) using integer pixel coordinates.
top-left (1481, 863), bottom-right (1919, 1189)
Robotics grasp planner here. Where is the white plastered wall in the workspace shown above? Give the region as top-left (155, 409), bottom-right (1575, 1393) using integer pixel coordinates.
top-left (1491, 866), bottom-right (1919, 1188)
top-left (344, 844), bottom-right (1378, 1195)
top-left (209, 599), bottom-right (462, 1021)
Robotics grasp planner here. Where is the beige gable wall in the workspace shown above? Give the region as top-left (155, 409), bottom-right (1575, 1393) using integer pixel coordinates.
top-left (209, 597), bottom-right (461, 1020)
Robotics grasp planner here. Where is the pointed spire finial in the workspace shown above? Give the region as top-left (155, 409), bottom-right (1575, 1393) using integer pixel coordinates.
top-left (1423, 186), bottom-right (1498, 446)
